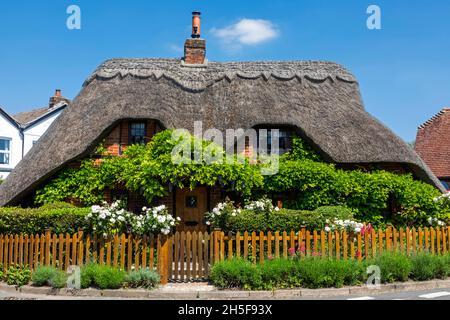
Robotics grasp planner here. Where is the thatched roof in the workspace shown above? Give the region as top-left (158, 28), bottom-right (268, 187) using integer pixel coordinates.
top-left (0, 58), bottom-right (444, 206)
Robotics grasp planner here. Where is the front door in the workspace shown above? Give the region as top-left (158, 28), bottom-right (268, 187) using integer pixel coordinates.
top-left (176, 187), bottom-right (208, 232)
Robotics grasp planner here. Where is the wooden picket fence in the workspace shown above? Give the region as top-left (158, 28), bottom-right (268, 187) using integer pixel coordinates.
top-left (1, 226), bottom-right (449, 284)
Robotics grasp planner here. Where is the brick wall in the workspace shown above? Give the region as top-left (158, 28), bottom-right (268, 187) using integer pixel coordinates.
top-left (104, 119), bottom-right (161, 156)
top-left (184, 39), bottom-right (206, 65)
top-left (415, 108), bottom-right (450, 179)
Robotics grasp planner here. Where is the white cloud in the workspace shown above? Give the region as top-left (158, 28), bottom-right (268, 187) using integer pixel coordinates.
top-left (211, 19), bottom-right (279, 47)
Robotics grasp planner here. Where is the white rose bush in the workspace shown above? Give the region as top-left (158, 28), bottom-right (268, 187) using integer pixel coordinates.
top-left (86, 201), bottom-right (135, 237)
top-left (244, 197), bottom-right (279, 215)
top-left (86, 201), bottom-right (180, 237)
top-left (205, 200), bottom-right (241, 228)
top-left (135, 205), bottom-right (180, 235)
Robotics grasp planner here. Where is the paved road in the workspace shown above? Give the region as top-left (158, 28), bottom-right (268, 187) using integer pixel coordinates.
top-left (325, 288), bottom-right (450, 300)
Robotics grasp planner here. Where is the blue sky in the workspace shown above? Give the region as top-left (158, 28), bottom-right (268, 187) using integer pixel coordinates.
top-left (0, 0), bottom-right (449, 142)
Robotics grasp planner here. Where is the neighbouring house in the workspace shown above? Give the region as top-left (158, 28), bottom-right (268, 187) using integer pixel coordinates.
top-left (0, 12), bottom-right (443, 231)
top-left (0, 90), bottom-right (70, 179)
top-left (415, 107), bottom-right (450, 190)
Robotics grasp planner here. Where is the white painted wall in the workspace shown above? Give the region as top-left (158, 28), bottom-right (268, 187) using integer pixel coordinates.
top-left (0, 113), bottom-right (21, 180)
top-left (23, 111), bottom-right (63, 155)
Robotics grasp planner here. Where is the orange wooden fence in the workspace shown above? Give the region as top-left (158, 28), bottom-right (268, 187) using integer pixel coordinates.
top-left (1, 227), bottom-right (449, 283)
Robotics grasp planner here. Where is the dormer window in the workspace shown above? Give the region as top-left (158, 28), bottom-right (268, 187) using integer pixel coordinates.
top-left (0, 138), bottom-right (11, 165)
top-left (129, 122), bottom-right (147, 145)
top-left (256, 128), bottom-right (293, 155)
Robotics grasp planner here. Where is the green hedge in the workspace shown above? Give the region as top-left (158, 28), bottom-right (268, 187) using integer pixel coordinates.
top-left (0, 203), bottom-right (90, 234)
top-left (222, 206), bottom-right (354, 232)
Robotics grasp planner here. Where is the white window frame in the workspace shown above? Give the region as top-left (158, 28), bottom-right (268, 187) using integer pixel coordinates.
top-left (0, 137), bottom-right (12, 165)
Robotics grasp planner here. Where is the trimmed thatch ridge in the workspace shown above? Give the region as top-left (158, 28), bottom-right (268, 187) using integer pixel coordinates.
top-left (84, 58), bottom-right (358, 92)
top-left (0, 58), bottom-right (444, 206)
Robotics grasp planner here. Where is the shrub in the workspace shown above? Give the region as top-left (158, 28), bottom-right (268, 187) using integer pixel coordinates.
top-left (224, 209), bottom-right (315, 232)
top-left (4, 264), bottom-right (32, 287)
top-left (210, 258), bottom-right (366, 290)
top-left (210, 259), bottom-right (262, 290)
top-left (313, 206), bottom-right (354, 221)
top-left (222, 206), bottom-right (356, 232)
top-left (410, 253), bottom-right (450, 281)
top-left (125, 268), bottom-right (160, 289)
top-left (294, 258), bottom-right (365, 289)
top-left (260, 259), bottom-right (301, 289)
top-left (0, 206), bottom-right (90, 234)
top-left (49, 270), bottom-right (68, 289)
top-left (80, 264), bottom-right (125, 290)
top-left (372, 252), bottom-right (412, 283)
top-left (32, 266), bottom-right (67, 288)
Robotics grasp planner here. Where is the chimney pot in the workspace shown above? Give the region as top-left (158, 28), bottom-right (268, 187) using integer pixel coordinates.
top-left (184, 11), bottom-right (206, 65)
top-left (55, 89), bottom-right (62, 97)
top-left (191, 11), bottom-right (201, 38)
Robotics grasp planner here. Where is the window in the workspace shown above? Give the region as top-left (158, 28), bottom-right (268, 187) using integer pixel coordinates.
top-left (129, 122), bottom-right (146, 145)
top-left (257, 129), bottom-right (293, 155)
top-left (0, 139), bottom-right (11, 165)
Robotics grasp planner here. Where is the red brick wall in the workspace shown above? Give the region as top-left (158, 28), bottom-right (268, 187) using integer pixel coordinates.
top-left (184, 39), bottom-right (206, 64)
top-left (104, 120), bottom-right (161, 156)
top-left (415, 108), bottom-right (450, 179)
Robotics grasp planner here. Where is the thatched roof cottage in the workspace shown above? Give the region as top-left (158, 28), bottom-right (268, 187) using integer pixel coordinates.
top-left (0, 12), bottom-right (443, 230)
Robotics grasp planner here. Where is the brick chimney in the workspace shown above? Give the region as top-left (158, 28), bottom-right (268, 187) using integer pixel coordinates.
top-left (184, 11), bottom-right (206, 65)
top-left (49, 89), bottom-right (70, 108)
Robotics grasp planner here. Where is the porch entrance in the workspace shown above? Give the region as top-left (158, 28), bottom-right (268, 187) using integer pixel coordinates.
top-left (175, 187), bottom-right (208, 232)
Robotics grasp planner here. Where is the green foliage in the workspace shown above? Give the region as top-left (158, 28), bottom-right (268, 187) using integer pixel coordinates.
top-left (222, 207), bottom-right (352, 232)
top-left (125, 268), bottom-right (160, 289)
top-left (410, 253), bottom-right (450, 281)
top-left (4, 264), bottom-right (32, 287)
top-left (371, 252), bottom-right (412, 283)
top-left (80, 264), bottom-right (126, 289)
top-left (35, 156), bottom-right (125, 206)
top-left (259, 259), bottom-right (301, 289)
top-left (49, 270), bottom-right (68, 289)
top-left (36, 130), bottom-right (264, 206)
top-left (33, 129), bottom-right (447, 228)
top-left (283, 135), bottom-right (323, 162)
top-left (210, 258), bottom-right (365, 290)
top-left (0, 206), bottom-right (90, 234)
top-left (265, 159), bottom-right (444, 227)
top-left (210, 259), bottom-right (262, 290)
top-left (313, 206), bottom-right (354, 221)
top-left (293, 258), bottom-right (365, 289)
top-left (32, 266), bottom-right (67, 288)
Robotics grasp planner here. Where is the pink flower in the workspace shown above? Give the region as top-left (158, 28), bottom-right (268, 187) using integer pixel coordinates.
top-left (297, 244), bottom-right (306, 253)
top-left (268, 255), bottom-right (274, 261)
top-left (312, 251), bottom-right (321, 257)
top-left (288, 247), bottom-right (296, 256)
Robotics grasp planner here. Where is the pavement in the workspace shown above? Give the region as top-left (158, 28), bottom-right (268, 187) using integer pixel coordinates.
top-left (1, 280), bottom-right (450, 300)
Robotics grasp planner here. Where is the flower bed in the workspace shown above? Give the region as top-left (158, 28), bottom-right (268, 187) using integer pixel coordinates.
top-left (210, 252), bottom-right (450, 290)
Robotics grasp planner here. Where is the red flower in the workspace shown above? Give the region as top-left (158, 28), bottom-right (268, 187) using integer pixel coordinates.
top-left (356, 251), bottom-right (362, 258)
top-left (312, 251), bottom-right (321, 257)
top-left (297, 244), bottom-right (306, 253)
